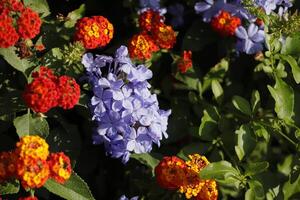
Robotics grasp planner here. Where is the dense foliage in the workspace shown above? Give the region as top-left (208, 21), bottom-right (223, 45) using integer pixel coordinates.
top-left (1, 0), bottom-right (300, 199)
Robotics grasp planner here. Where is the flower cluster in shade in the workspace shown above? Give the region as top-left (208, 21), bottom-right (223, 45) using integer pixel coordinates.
top-left (74, 16), bottom-right (114, 49)
top-left (194, 0), bottom-right (292, 54)
top-left (155, 154), bottom-right (218, 200)
top-left (0, 0), bottom-right (42, 48)
top-left (128, 9), bottom-right (176, 60)
top-left (23, 66), bottom-right (81, 113)
top-left (0, 135), bottom-right (72, 191)
top-left (82, 46), bottom-right (171, 164)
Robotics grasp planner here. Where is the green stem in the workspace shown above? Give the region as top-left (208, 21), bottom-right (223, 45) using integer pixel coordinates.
top-left (256, 120), bottom-right (297, 147)
top-left (217, 139), bottom-right (240, 170)
top-left (30, 189), bottom-right (35, 197)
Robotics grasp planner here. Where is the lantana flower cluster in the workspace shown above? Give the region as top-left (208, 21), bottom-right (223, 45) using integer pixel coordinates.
top-left (0, 135), bottom-right (72, 193)
top-left (0, 0), bottom-right (42, 48)
top-left (177, 50), bottom-right (193, 74)
top-left (82, 45), bottom-right (171, 163)
top-left (74, 16), bottom-right (114, 49)
top-left (23, 66), bottom-right (81, 113)
top-left (128, 8), bottom-right (176, 60)
top-left (194, 0), bottom-right (292, 54)
top-left (155, 154), bottom-right (218, 200)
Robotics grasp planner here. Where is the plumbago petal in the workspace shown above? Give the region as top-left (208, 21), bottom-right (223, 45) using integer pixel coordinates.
top-left (247, 23), bottom-right (258, 38)
top-left (235, 26), bottom-right (248, 39)
top-left (194, 2), bottom-right (212, 13)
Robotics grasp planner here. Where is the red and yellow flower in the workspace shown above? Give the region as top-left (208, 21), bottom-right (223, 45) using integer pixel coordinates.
top-left (128, 33), bottom-right (159, 60)
top-left (155, 154), bottom-right (218, 200)
top-left (152, 22), bottom-right (176, 49)
top-left (154, 156), bottom-right (187, 190)
top-left (17, 156), bottom-right (50, 188)
top-left (48, 152), bottom-right (72, 184)
top-left (138, 9), bottom-right (162, 32)
top-left (15, 135), bottom-right (49, 161)
top-left (74, 16), bottom-right (114, 49)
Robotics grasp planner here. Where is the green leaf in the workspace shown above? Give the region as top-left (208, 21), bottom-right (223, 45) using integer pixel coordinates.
top-left (280, 54), bottom-right (300, 84)
top-left (0, 47), bottom-right (33, 75)
top-left (232, 96), bottom-right (252, 116)
top-left (234, 124), bottom-right (256, 161)
top-left (13, 112), bottom-right (49, 138)
top-left (244, 161), bottom-right (269, 176)
top-left (245, 180), bottom-right (265, 200)
top-left (198, 106), bottom-right (220, 141)
top-left (281, 34), bottom-right (300, 56)
top-left (174, 69), bottom-right (201, 91)
top-left (268, 77), bottom-right (294, 123)
top-left (282, 172), bottom-right (300, 200)
top-left (23, 0), bottom-right (50, 17)
top-left (199, 161), bottom-right (240, 182)
top-left (131, 153), bottom-right (162, 175)
top-left (64, 4), bottom-right (86, 28)
top-left (277, 155), bottom-right (293, 176)
top-left (202, 58), bottom-right (229, 93)
top-left (44, 172), bottom-right (95, 200)
top-left (251, 90), bottom-right (261, 114)
top-left (252, 122), bottom-right (270, 141)
top-left (177, 143), bottom-right (209, 160)
top-left (211, 79), bottom-right (223, 102)
top-left (0, 180), bottom-right (20, 195)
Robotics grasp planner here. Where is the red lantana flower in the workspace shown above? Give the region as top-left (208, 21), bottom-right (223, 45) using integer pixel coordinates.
top-left (154, 156), bottom-right (188, 190)
top-left (128, 33), bottom-right (159, 60)
top-left (17, 7), bottom-right (41, 39)
top-left (178, 50), bottom-right (193, 73)
top-left (48, 152), bottom-right (72, 184)
top-left (74, 16), bottom-right (114, 49)
top-left (0, 13), bottom-right (19, 48)
top-left (138, 9), bottom-right (162, 32)
top-left (152, 22), bottom-right (176, 49)
top-left (57, 76), bottom-right (80, 110)
top-left (211, 10), bottom-right (241, 37)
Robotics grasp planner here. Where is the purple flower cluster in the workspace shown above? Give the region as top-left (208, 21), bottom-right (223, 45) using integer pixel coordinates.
top-left (82, 46), bottom-right (171, 164)
top-left (194, 0), bottom-right (292, 54)
top-left (138, 0), bottom-right (166, 15)
top-left (119, 195), bottom-right (139, 200)
top-left (255, 0), bottom-right (292, 15)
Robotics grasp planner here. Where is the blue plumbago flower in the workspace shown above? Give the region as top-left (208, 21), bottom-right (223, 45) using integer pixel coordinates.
top-left (119, 195), bottom-right (139, 200)
top-left (277, 0), bottom-right (293, 17)
top-left (138, 0), bottom-right (166, 15)
top-left (235, 23), bottom-right (265, 54)
top-left (223, 2), bottom-right (255, 21)
top-left (194, 0), bottom-right (226, 22)
top-left (167, 3), bottom-right (185, 28)
top-left (254, 0), bottom-right (292, 15)
top-left (195, 0), bottom-right (257, 22)
top-left (82, 46), bottom-right (171, 164)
